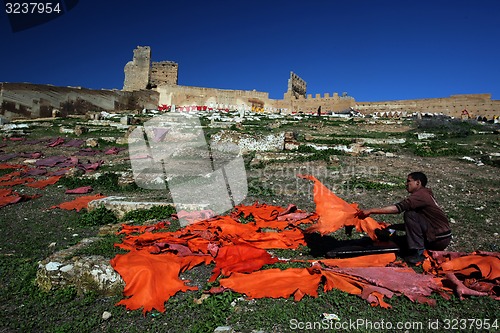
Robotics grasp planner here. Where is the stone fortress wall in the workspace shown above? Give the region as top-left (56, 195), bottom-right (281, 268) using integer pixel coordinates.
top-left (125, 46), bottom-right (499, 119)
top-left (355, 94), bottom-right (500, 120)
top-left (0, 83), bottom-right (158, 120)
top-left (123, 46), bottom-right (356, 114)
top-left (1, 45), bottom-right (499, 120)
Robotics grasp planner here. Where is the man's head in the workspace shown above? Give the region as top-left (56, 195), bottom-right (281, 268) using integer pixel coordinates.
top-left (406, 172), bottom-right (427, 193)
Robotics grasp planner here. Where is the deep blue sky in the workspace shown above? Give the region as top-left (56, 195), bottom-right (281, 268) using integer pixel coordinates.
top-left (2, 0), bottom-right (500, 102)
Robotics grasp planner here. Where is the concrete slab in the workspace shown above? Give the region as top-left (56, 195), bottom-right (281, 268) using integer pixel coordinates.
top-left (88, 196), bottom-right (209, 219)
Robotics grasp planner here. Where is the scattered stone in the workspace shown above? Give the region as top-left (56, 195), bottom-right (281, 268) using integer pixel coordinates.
top-left (100, 137), bottom-right (117, 143)
top-left (0, 116), bottom-right (10, 125)
top-left (52, 109), bottom-right (61, 118)
top-left (65, 167), bottom-right (84, 178)
top-left (359, 138), bottom-right (406, 145)
top-left (193, 294), bottom-right (210, 304)
top-left (117, 172), bottom-right (136, 187)
top-left (102, 311), bottom-right (112, 320)
top-left (461, 156), bottom-right (485, 166)
top-left (45, 261), bottom-right (63, 271)
top-left (74, 125), bottom-right (88, 136)
top-left (119, 125), bottom-right (138, 145)
top-left (250, 152), bottom-right (314, 166)
top-left (115, 137), bottom-right (128, 145)
top-left (86, 138), bottom-right (99, 147)
top-left (1, 123), bottom-right (29, 131)
top-left (120, 116), bottom-right (132, 125)
top-left (303, 134), bottom-right (314, 141)
top-left (329, 155), bottom-right (340, 163)
top-left (60, 264), bottom-right (74, 273)
top-left (86, 112), bottom-right (103, 121)
top-left (97, 223), bottom-right (125, 237)
top-left (350, 142), bottom-right (365, 155)
top-left (59, 127), bottom-right (74, 134)
top-left (213, 327), bottom-right (234, 333)
top-left (416, 133), bottom-right (436, 140)
top-left (284, 132), bottom-right (299, 150)
top-left (266, 121), bottom-right (281, 129)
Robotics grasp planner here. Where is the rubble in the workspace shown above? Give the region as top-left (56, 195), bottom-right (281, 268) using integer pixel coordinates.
top-left (211, 130), bottom-right (285, 153)
top-left (36, 237), bottom-right (124, 296)
top-left (86, 138), bottom-right (99, 147)
top-left (74, 125), bottom-right (88, 136)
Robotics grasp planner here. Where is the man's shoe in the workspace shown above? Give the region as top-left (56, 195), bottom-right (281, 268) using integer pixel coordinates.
top-left (404, 249), bottom-right (425, 265)
top-left (405, 253), bottom-right (425, 265)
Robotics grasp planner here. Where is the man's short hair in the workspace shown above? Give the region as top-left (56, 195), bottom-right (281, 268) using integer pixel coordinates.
top-left (408, 172), bottom-right (428, 187)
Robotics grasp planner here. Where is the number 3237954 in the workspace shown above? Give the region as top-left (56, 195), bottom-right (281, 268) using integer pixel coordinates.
top-left (5, 2), bottom-right (62, 14)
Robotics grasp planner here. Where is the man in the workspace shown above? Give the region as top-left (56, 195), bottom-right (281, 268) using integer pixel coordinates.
top-left (357, 172), bottom-right (451, 264)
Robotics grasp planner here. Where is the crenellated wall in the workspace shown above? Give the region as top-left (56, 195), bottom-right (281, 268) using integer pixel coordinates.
top-left (355, 94), bottom-right (500, 119)
top-left (290, 92), bottom-right (355, 114)
top-left (153, 69), bottom-right (354, 114)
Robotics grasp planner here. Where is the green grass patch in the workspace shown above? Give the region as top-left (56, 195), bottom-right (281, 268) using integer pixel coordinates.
top-left (238, 214), bottom-right (255, 224)
top-left (404, 140), bottom-right (478, 157)
top-left (349, 178), bottom-right (402, 191)
top-left (0, 168), bottom-right (15, 177)
top-left (248, 183), bottom-right (275, 197)
top-left (78, 205), bottom-right (118, 226)
top-left (303, 137), bottom-right (355, 145)
top-left (58, 172), bottom-right (139, 192)
top-left (415, 118), bottom-right (496, 138)
top-left (72, 234), bottom-right (127, 258)
top-left (262, 260), bottom-right (311, 270)
top-left (121, 205), bottom-right (176, 223)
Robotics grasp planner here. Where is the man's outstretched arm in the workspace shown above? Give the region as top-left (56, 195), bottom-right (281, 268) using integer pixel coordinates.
top-left (357, 205), bottom-right (399, 219)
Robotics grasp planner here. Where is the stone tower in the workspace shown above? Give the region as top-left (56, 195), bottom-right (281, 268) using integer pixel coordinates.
top-left (123, 46), bottom-right (151, 91)
top-left (284, 71), bottom-right (307, 99)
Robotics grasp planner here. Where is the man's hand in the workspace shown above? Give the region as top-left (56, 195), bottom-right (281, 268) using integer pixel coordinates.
top-left (355, 210), bottom-right (371, 219)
